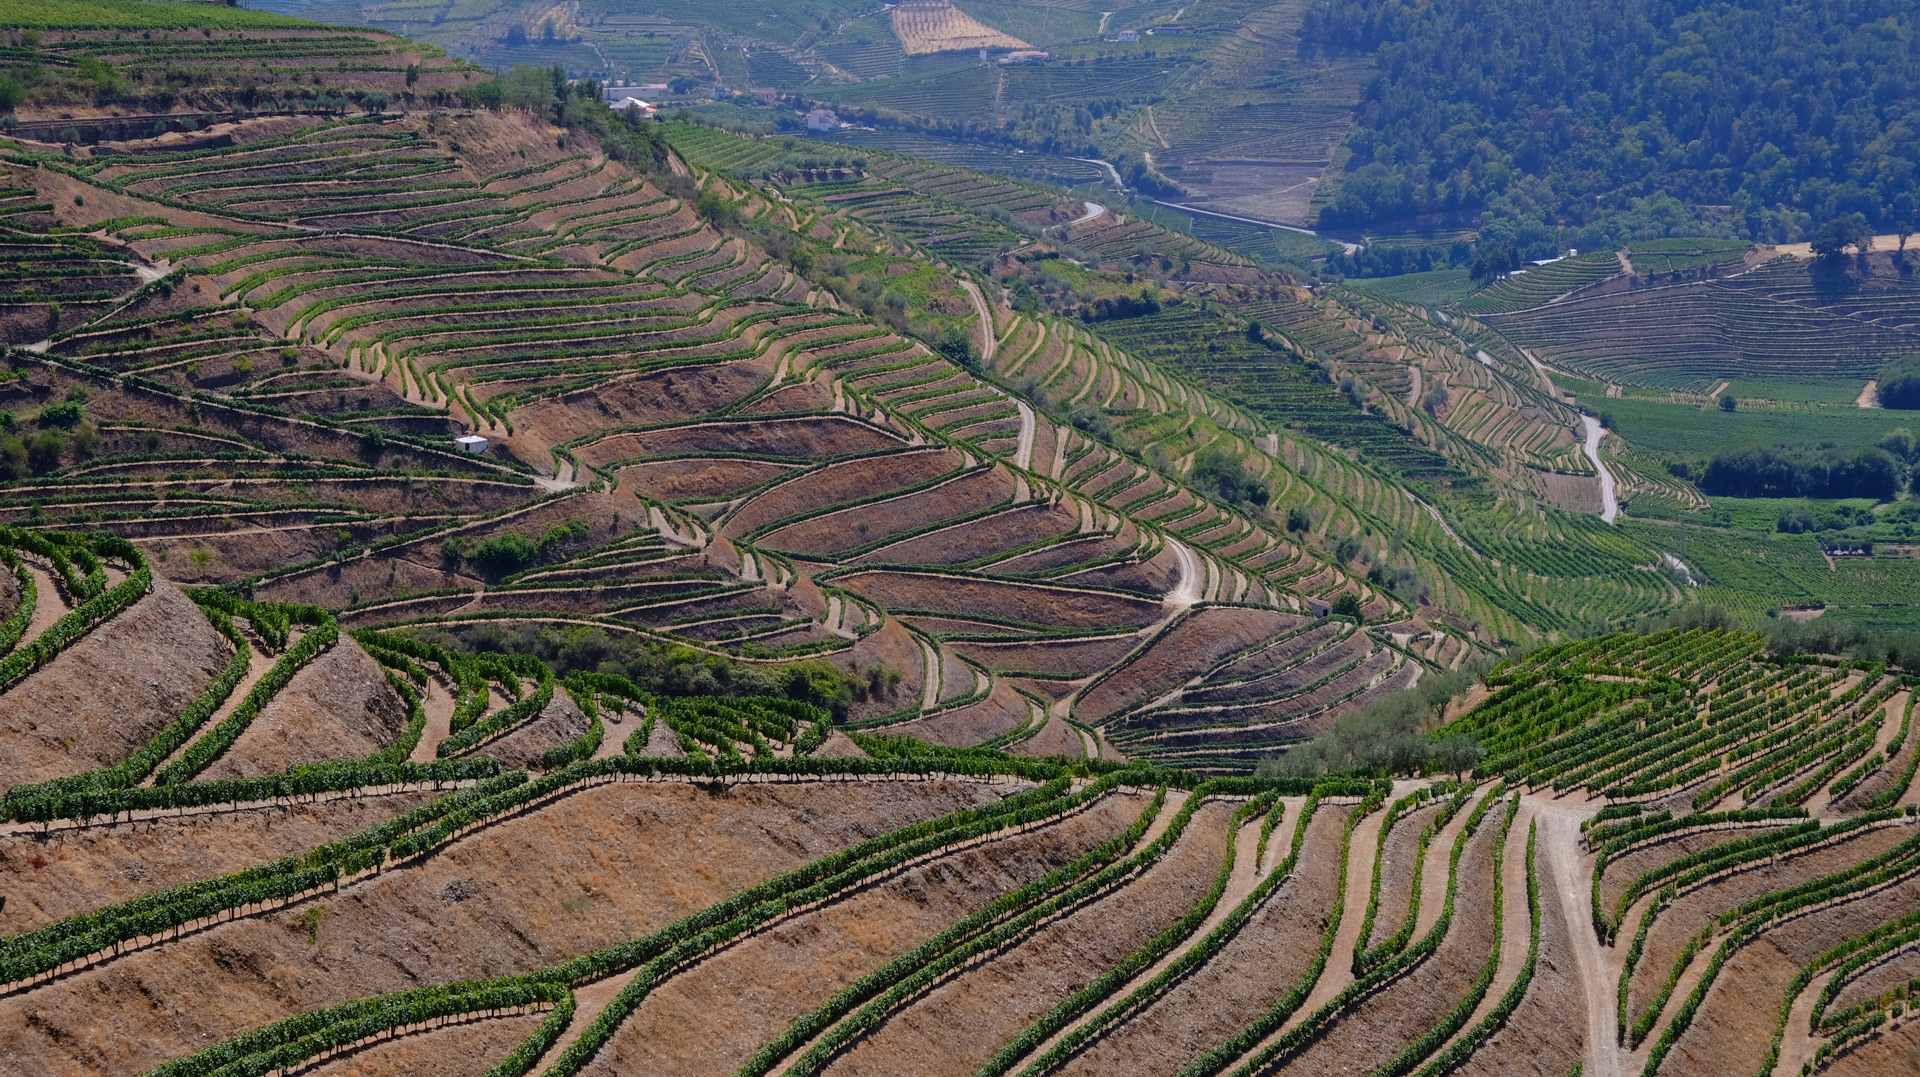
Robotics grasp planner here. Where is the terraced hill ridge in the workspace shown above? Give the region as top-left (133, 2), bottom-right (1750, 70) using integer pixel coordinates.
top-left (0, 8), bottom-right (1561, 774)
top-left (3, 592), bottom-right (1916, 1077)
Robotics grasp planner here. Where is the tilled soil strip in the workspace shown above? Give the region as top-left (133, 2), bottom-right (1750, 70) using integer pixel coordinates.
top-left (1052, 799), bottom-right (1346, 1077)
top-left (579, 791), bottom-right (1152, 1077)
top-left (813, 797), bottom-right (1235, 1077)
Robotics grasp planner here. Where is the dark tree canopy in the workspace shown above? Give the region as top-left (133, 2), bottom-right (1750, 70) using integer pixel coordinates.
top-left (1877, 355), bottom-right (1920, 410)
top-left (1700, 446), bottom-right (1904, 500)
top-left (1302, 0), bottom-right (1920, 244)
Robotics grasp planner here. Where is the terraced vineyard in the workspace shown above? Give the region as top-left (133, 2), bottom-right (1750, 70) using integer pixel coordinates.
top-left (1483, 252), bottom-right (1920, 393)
top-left (5, 6), bottom-right (1918, 1076)
top-left (0, 5), bottom-right (1472, 782)
top-left (10, 587), bottom-right (1915, 1077)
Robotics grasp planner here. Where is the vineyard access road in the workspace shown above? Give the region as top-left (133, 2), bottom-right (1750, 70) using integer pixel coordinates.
top-left (1581, 415), bottom-right (1618, 523)
top-left (1165, 539), bottom-right (1203, 608)
top-left (1529, 794), bottom-right (1616, 1077)
top-left (960, 280), bottom-right (1034, 470)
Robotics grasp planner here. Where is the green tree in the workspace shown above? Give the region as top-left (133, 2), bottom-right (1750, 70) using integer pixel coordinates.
top-left (935, 325), bottom-right (979, 371)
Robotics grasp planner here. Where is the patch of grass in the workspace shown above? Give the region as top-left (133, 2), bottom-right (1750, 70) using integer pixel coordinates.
top-left (1569, 394), bottom-right (1919, 456)
top-left (1345, 268), bottom-right (1477, 307)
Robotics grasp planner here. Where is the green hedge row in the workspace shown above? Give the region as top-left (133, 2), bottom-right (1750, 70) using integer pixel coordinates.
top-left (0, 530), bottom-right (151, 692)
top-left (154, 616), bottom-right (339, 784)
top-left (1208, 784), bottom-right (1508, 1077)
top-left (145, 979), bottom-right (572, 1077)
top-left (1409, 819), bottom-right (1541, 1077)
top-left (982, 791), bottom-right (1285, 1077)
top-left (735, 775), bottom-right (1156, 1077)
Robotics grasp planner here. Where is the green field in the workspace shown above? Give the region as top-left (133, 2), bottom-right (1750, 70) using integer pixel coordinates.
top-left (1345, 268), bottom-right (1477, 307)
top-left (1626, 519), bottom-right (1920, 628)
top-left (1577, 395), bottom-right (1920, 456)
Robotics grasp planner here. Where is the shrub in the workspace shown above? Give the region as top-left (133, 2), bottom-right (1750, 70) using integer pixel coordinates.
top-left (467, 532), bottom-right (536, 572)
top-left (1878, 354), bottom-right (1920, 409)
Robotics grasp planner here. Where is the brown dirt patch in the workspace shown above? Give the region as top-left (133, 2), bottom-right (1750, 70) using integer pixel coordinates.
top-left (198, 638), bottom-right (410, 780)
top-left (0, 780), bottom-right (1012, 1077)
top-left (0, 576), bottom-right (228, 791)
top-left (819, 799), bottom-right (1237, 1077)
top-left (949, 634), bottom-right (1144, 677)
top-left (836, 572), bottom-right (1162, 630)
top-left (1665, 867), bottom-right (1920, 1077)
top-left (471, 685), bottom-right (590, 769)
top-left (1277, 809), bottom-right (1504, 1077)
top-left (1448, 833), bottom-right (1584, 1077)
top-left (853, 502), bottom-right (1080, 568)
top-left (1059, 802), bottom-right (1347, 1077)
top-left (1829, 944), bottom-right (1920, 1018)
top-left (887, 679), bottom-right (1030, 748)
top-left (758, 468), bottom-right (1014, 557)
top-left (300, 1006), bottom-right (544, 1077)
top-left (724, 448), bottom-right (962, 538)
top-left (620, 458), bottom-right (802, 503)
top-left (583, 791), bottom-right (1149, 1077)
top-left (1628, 824), bottom-right (1910, 1028)
top-left (1078, 607), bottom-right (1302, 723)
top-left (1826, 1012), bottom-right (1920, 1075)
top-left (575, 417), bottom-right (904, 466)
top-left (1364, 801), bottom-right (1441, 959)
top-left (1013, 713), bottom-right (1084, 758)
top-left (0, 791), bottom-right (438, 936)
top-left (1599, 825), bottom-right (1799, 916)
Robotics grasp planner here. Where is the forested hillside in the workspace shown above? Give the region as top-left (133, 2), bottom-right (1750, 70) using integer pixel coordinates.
top-left (1302, 0), bottom-right (1920, 243)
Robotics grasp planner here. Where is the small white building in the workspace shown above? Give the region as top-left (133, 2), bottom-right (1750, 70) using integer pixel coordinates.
top-left (1115, 30), bottom-right (1138, 42)
top-left (454, 435), bottom-right (489, 453)
top-left (999, 50), bottom-right (1051, 65)
top-left (805, 108), bottom-right (840, 131)
top-left (609, 97), bottom-right (656, 116)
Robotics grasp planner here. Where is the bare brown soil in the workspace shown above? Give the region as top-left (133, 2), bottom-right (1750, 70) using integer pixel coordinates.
top-left (992, 532), bottom-right (1139, 575)
top-left (199, 638), bottom-right (410, 780)
top-left (1627, 824), bottom-right (1910, 1027)
top-left (1826, 1013), bottom-right (1920, 1076)
top-left (836, 572), bottom-right (1162, 630)
top-left (1013, 713), bottom-right (1084, 758)
top-left (1364, 801), bottom-right (1442, 959)
top-left (1278, 808), bottom-right (1504, 1077)
top-left (475, 686), bottom-right (591, 768)
top-left (0, 791), bottom-right (439, 936)
top-left (1837, 712), bottom-right (1919, 811)
top-left (579, 417), bottom-right (903, 466)
top-left (759, 468), bottom-right (1015, 557)
top-left (1057, 803), bottom-right (1347, 1077)
top-left (1454, 835), bottom-right (1584, 1077)
top-left (949, 634), bottom-right (1144, 676)
top-left (886, 680), bottom-right (1029, 748)
top-left (1598, 825), bottom-right (1799, 915)
top-left (302, 1012), bottom-right (544, 1077)
top-left (724, 448), bottom-right (961, 538)
top-left (1059, 543), bottom-right (1181, 597)
top-left (0, 780), bottom-right (1011, 1077)
top-left (892, 0), bottom-right (1030, 54)
top-left (819, 800), bottom-right (1237, 1077)
top-left (1077, 608), bottom-right (1301, 723)
top-left (854, 503), bottom-right (1080, 567)
top-left (1828, 944), bottom-right (1920, 1017)
top-left (1664, 867), bottom-right (1920, 1077)
top-left (0, 577), bottom-right (229, 790)
top-left (582, 791), bottom-right (1149, 1077)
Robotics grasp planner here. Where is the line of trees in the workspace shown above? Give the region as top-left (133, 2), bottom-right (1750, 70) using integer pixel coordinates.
top-left (1699, 446), bottom-right (1904, 501)
top-left (1301, 0), bottom-right (1920, 245)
